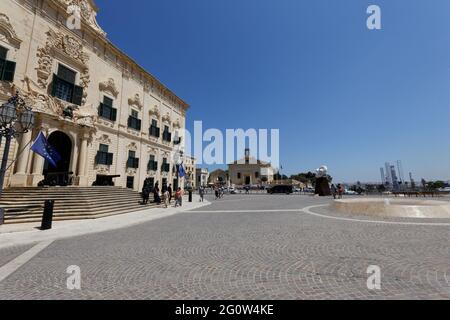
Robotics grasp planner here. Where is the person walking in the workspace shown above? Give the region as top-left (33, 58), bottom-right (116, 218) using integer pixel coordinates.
top-left (153, 182), bottom-right (161, 204)
top-left (199, 186), bottom-right (205, 202)
top-left (215, 186), bottom-right (219, 200)
top-left (175, 187), bottom-right (183, 207)
top-left (337, 184), bottom-right (344, 199)
top-left (167, 184), bottom-right (173, 203)
top-left (331, 184), bottom-right (337, 199)
top-left (141, 178), bottom-right (153, 205)
top-left (163, 189), bottom-right (170, 208)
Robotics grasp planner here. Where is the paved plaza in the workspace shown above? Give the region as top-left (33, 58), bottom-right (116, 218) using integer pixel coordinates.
top-left (0, 194), bottom-right (449, 300)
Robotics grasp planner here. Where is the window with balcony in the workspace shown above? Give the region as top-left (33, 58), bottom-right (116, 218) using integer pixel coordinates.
top-left (128, 109), bottom-right (141, 131)
top-left (0, 46), bottom-right (16, 82)
top-left (149, 119), bottom-right (160, 138)
top-left (127, 150), bottom-right (139, 168)
top-left (147, 155), bottom-right (158, 171)
top-left (98, 96), bottom-right (117, 121)
top-left (161, 158), bottom-right (170, 172)
top-left (95, 144), bottom-right (113, 166)
top-left (51, 64), bottom-right (83, 105)
top-left (162, 125), bottom-right (172, 142)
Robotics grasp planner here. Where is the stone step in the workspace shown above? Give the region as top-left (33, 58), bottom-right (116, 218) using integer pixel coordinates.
top-left (0, 187), bottom-right (154, 224)
top-left (4, 203), bottom-right (153, 219)
top-left (4, 205), bottom-right (161, 224)
top-left (4, 201), bottom-right (148, 216)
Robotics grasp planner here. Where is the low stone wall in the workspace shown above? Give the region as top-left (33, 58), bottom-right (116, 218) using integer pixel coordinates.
top-left (331, 198), bottom-right (450, 219)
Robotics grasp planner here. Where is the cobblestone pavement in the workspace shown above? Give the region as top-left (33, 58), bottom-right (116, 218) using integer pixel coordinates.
top-left (0, 195), bottom-right (449, 300)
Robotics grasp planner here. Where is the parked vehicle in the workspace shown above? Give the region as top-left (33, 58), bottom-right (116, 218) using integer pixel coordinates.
top-left (227, 187), bottom-right (237, 194)
top-left (268, 185), bottom-right (294, 194)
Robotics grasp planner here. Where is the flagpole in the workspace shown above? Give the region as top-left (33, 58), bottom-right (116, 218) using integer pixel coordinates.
top-left (4, 139), bottom-right (33, 173)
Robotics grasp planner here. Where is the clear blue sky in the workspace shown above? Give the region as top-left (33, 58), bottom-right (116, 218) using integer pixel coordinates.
top-left (96, 0), bottom-right (450, 183)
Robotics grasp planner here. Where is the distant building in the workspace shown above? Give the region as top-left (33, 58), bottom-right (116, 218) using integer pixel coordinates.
top-left (228, 149), bottom-right (274, 185)
top-left (183, 156), bottom-right (197, 188)
top-left (380, 167), bottom-right (385, 185)
top-left (208, 169), bottom-right (228, 186)
top-left (390, 165), bottom-right (400, 191)
top-left (196, 168), bottom-right (209, 187)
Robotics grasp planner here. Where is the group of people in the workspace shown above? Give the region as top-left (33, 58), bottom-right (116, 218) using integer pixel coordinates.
top-left (330, 183), bottom-right (345, 199)
top-left (214, 186), bottom-right (225, 200)
top-left (141, 179), bottom-right (184, 208)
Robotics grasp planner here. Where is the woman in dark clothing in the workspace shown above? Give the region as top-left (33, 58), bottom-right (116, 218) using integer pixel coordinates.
top-left (153, 182), bottom-right (161, 204)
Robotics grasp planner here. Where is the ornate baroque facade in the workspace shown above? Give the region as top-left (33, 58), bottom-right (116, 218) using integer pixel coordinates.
top-left (0, 0), bottom-right (189, 191)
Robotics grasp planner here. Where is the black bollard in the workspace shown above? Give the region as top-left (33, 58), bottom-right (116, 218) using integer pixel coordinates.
top-left (188, 190), bottom-right (193, 202)
top-left (0, 208), bottom-right (4, 225)
top-left (41, 200), bottom-right (55, 230)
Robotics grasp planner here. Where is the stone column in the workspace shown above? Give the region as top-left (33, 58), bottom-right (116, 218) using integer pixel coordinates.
top-left (76, 134), bottom-right (89, 186)
top-left (10, 130), bottom-right (32, 187)
top-left (30, 149), bottom-right (45, 187)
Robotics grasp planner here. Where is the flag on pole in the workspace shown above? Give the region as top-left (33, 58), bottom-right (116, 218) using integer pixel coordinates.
top-left (178, 162), bottom-right (186, 178)
top-left (31, 132), bottom-right (61, 167)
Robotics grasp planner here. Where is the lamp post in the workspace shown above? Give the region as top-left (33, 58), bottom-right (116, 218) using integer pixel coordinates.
top-left (0, 92), bottom-right (35, 196)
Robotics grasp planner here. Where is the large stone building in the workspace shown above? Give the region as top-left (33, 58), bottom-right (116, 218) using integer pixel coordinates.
top-left (228, 149), bottom-right (274, 185)
top-left (183, 155), bottom-right (196, 189)
top-left (195, 167), bottom-right (209, 188)
top-left (0, 0), bottom-right (189, 192)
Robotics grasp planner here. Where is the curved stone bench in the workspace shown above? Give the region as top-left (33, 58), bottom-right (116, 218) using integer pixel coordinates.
top-left (331, 198), bottom-right (450, 219)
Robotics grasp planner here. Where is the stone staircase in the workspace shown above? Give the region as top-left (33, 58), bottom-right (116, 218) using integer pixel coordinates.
top-left (0, 187), bottom-right (158, 224)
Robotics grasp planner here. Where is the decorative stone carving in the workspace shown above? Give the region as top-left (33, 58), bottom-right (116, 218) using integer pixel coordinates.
top-left (162, 112), bottom-right (171, 124)
top-left (95, 164), bottom-right (110, 174)
top-left (55, 0), bottom-right (106, 36)
top-left (0, 13), bottom-right (22, 48)
top-left (148, 147), bottom-right (158, 154)
top-left (173, 118), bottom-right (181, 129)
top-left (99, 78), bottom-right (119, 98)
top-left (36, 29), bottom-right (90, 106)
top-left (126, 168), bottom-right (137, 175)
top-left (128, 93), bottom-right (143, 110)
top-left (73, 103), bottom-right (97, 127)
top-left (0, 80), bottom-right (14, 100)
top-left (149, 105), bottom-right (160, 118)
top-left (127, 142), bottom-right (138, 152)
top-left (31, 29), bottom-right (95, 124)
top-left (96, 134), bottom-right (111, 145)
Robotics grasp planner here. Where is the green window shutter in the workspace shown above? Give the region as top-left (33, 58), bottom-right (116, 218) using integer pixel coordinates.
top-left (98, 103), bottom-right (104, 116)
top-left (111, 108), bottom-right (117, 121)
top-left (2, 60), bottom-right (16, 82)
top-left (0, 47), bottom-right (7, 60)
top-left (51, 74), bottom-right (59, 97)
top-left (0, 58), bottom-right (5, 80)
top-left (103, 96), bottom-right (113, 107)
top-left (107, 153), bottom-right (114, 166)
top-left (72, 85), bottom-right (83, 106)
top-left (57, 64), bottom-right (76, 83)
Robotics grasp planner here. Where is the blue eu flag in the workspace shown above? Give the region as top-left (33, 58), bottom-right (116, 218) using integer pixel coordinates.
top-left (178, 163), bottom-right (186, 178)
top-left (31, 132), bottom-right (61, 167)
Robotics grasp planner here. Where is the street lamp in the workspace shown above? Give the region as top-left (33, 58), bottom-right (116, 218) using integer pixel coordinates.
top-left (0, 92), bottom-right (35, 195)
